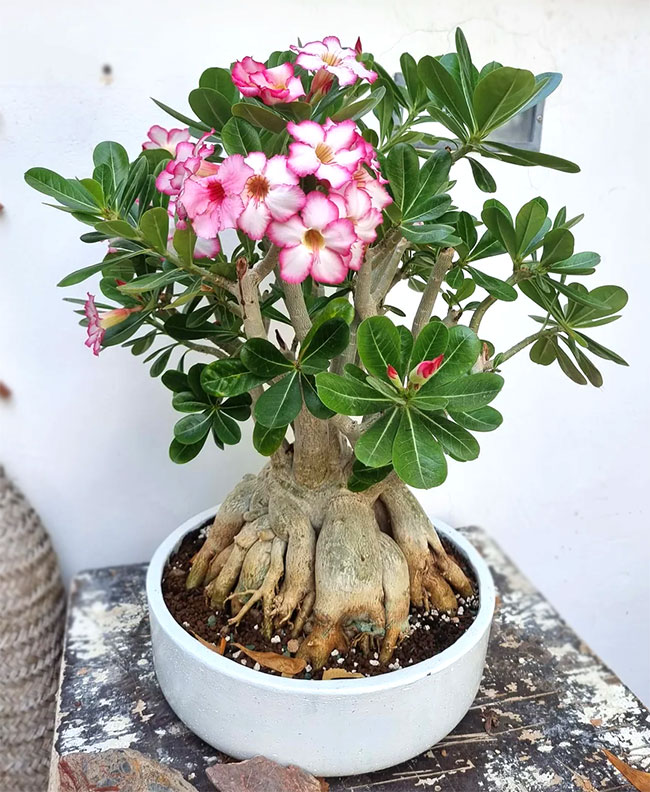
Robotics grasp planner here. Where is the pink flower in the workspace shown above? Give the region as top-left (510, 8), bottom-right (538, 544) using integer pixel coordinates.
top-left (387, 365), bottom-right (402, 387)
top-left (292, 36), bottom-right (377, 86)
top-left (409, 355), bottom-right (445, 386)
top-left (167, 219), bottom-right (221, 259)
top-left (231, 58), bottom-right (304, 106)
top-left (351, 162), bottom-right (392, 211)
top-left (287, 119), bottom-right (364, 189)
top-left (182, 154), bottom-right (253, 239)
top-left (155, 131), bottom-right (217, 197)
top-left (84, 294), bottom-right (141, 356)
top-left (142, 125), bottom-right (191, 155)
top-left (329, 183), bottom-right (383, 271)
top-left (238, 152), bottom-right (306, 240)
top-left (267, 192), bottom-right (357, 285)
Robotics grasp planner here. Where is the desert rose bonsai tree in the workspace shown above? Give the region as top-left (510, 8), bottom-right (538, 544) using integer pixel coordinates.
top-left (26, 31), bottom-right (627, 670)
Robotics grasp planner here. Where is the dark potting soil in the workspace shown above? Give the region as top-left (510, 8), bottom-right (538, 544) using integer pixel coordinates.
top-left (161, 522), bottom-right (479, 680)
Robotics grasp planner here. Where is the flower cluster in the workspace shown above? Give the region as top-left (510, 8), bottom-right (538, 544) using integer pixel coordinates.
top-left (231, 58), bottom-right (304, 106)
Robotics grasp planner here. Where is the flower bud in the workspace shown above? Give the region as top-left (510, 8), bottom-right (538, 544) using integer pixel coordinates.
top-left (354, 37), bottom-right (363, 56)
top-left (409, 355), bottom-right (444, 386)
top-left (386, 364), bottom-right (402, 387)
top-left (309, 67), bottom-right (334, 99)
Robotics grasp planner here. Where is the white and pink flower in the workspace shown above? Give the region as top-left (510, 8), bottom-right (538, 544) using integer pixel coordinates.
top-left (181, 154), bottom-right (253, 239)
top-left (238, 152), bottom-right (306, 240)
top-left (287, 119), bottom-right (364, 188)
top-left (329, 183), bottom-right (383, 270)
top-left (155, 131), bottom-right (217, 197)
top-left (142, 125), bottom-right (191, 155)
top-left (268, 192), bottom-right (356, 285)
top-left (231, 57), bottom-right (304, 105)
top-left (292, 36), bottom-right (377, 86)
top-left (84, 294), bottom-right (141, 356)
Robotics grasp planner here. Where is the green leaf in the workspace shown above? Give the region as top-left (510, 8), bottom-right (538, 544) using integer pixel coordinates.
top-left (92, 142), bottom-right (130, 189)
top-left (385, 143), bottom-right (420, 211)
top-left (118, 157), bottom-right (149, 215)
top-left (174, 411), bottom-right (212, 444)
top-left (316, 372), bottom-right (395, 416)
top-left (162, 370), bottom-right (189, 392)
top-left (392, 409), bottom-right (447, 488)
top-left (241, 338), bottom-right (293, 377)
top-left (555, 344), bottom-right (587, 385)
top-left (400, 52), bottom-right (424, 108)
top-left (456, 211), bottom-right (478, 252)
top-left (424, 372), bottom-right (503, 411)
top-left (530, 335), bottom-right (557, 366)
top-left (403, 149), bottom-right (452, 220)
top-left (467, 157), bottom-right (496, 192)
top-left (549, 278), bottom-right (612, 312)
top-left (466, 266), bottom-right (517, 301)
top-left (57, 261), bottom-right (111, 287)
top-left (515, 197), bottom-right (548, 256)
top-left (481, 141), bottom-right (580, 173)
top-left (565, 342), bottom-right (603, 387)
top-left (212, 411), bottom-right (241, 445)
top-left (220, 393), bottom-right (252, 421)
top-left (575, 332), bottom-right (628, 366)
top-left (172, 391), bottom-right (208, 413)
top-left (299, 318), bottom-right (350, 370)
top-left (355, 409), bottom-right (401, 468)
top-left (303, 297), bottom-right (354, 345)
top-left (481, 199), bottom-right (517, 259)
top-left (418, 55), bottom-right (471, 133)
top-left (448, 406), bottom-right (503, 432)
top-left (25, 168), bottom-right (100, 213)
top-left (232, 102), bottom-right (287, 133)
top-left (569, 285), bottom-right (628, 323)
top-left (94, 219), bottom-right (140, 239)
top-left (357, 316), bottom-right (402, 382)
top-left (119, 268), bottom-right (183, 294)
top-left (173, 226), bottom-right (197, 266)
top-left (400, 223), bottom-right (458, 245)
top-left (252, 422), bottom-right (286, 456)
top-left (150, 347), bottom-right (173, 377)
top-left (455, 28), bottom-right (478, 106)
top-left (347, 460), bottom-right (393, 492)
top-left (199, 67), bottom-right (238, 102)
top-left (396, 325), bottom-right (414, 380)
top-left (343, 363), bottom-right (368, 383)
top-left (169, 435), bottom-right (207, 463)
top-left (409, 393), bottom-right (450, 411)
top-left (254, 371), bottom-right (302, 429)
top-left (427, 325), bottom-right (481, 385)
top-left (411, 321), bottom-right (448, 368)
top-left (547, 252), bottom-right (600, 275)
top-left (152, 98), bottom-right (210, 132)
top-left (301, 374), bottom-right (335, 419)
top-left (188, 88), bottom-right (232, 131)
top-left (201, 359), bottom-right (266, 397)
top-left (221, 117), bottom-right (262, 156)
top-left (331, 86), bottom-right (386, 122)
top-left (139, 207), bottom-right (169, 253)
top-left (541, 228), bottom-right (574, 267)
top-left (419, 412), bottom-right (479, 461)
top-left (473, 67), bottom-right (536, 135)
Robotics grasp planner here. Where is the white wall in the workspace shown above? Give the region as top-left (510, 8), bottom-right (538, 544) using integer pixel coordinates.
top-left (1, 0), bottom-right (648, 703)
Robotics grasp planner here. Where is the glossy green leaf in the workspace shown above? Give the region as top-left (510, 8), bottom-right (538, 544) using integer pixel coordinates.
top-left (199, 67), bottom-right (238, 102)
top-left (411, 321), bottom-right (448, 368)
top-left (482, 141), bottom-right (580, 173)
top-left (172, 391), bottom-right (208, 413)
top-left (400, 52), bottom-right (424, 108)
top-left (232, 102), bottom-right (287, 133)
top-left (92, 142), bottom-right (130, 189)
top-left (347, 460), bottom-right (393, 492)
top-left (481, 199), bottom-right (517, 259)
top-left (169, 435), bottom-right (207, 463)
top-left (425, 325), bottom-right (481, 385)
top-left (299, 318), bottom-right (350, 369)
top-left (212, 411), bottom-right (241, 445)
top-left (423, 372), bottom-right (504, 411)
top-left (355, 409), bottom-right (401, 468)
top-left (396, 325), bottom-right (414, 380)
top-left (152, 98), bottom-right (211, 132)
top-left (541, 228), bottom-right (574, 267)
top-left (385, 143), bottom-right (420, 211)
top-left (419, 412), bottom-right (479, 461)
top-left (173, 226), bottom-right (197, 266)
top-left (139, 207), bottom-right (169, 253)
top-left (252, 422), bottom-right (286, 456)
top-left (467, 157), bottom-right (496, 192)
top-left (188, 88), bottom-right (232, 130)
top-left (174, 411), bottom-right (212, 444)
top-left (301, 374), bottom-right (335, 419)
top-left (473, 67), bottom-right (536, 135)
top-left (316, 372), bottom-right (395, 416)
top-left (418, 55), bottom-right (471, 132)
top-left (221, 117), bottom-right (262, 156)
top-left (529, 335), bottom-right (557, 366)
top-left (357, 316), bottom-right (402, 382)
top-left (25, 168), bottom-right (100, 213)
top-left (400, 223), bottom-right (459, 245)
top-left (547, 252), bottom-right (600, 275)
top-left (448, 405), bottom-right (503, 431)
top-left (392, 409), bottom-right (447, 488)
top-left (201, 359), bottom-right (266, 397)
top-left (220, 393), bottom-right (252, 421)
top-left (569, 285), bottom-right (628, 322)
top-left (403, 149), bottom-right (452, 220)
top-left (331, 86), bottom-right (386, 122)
top-left (555, 344), bottom-right (587, 385)
top-left (574, 332), bottom-right (628, 366)
top-left (515, 197), bottom-right (548, 256)
top-left (119, 268), bottom-right (183, 294)
top-left (254, 371), bottom-right (302, 428)
top-left (241, 338), bottom-right (293, 377)
top-left (466, 266), bottom-right (517, 301)
top-left (162, 370), bottom-right (189, 392)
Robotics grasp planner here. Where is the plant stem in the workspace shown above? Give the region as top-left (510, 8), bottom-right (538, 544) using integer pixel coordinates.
top-left (251, 245), bottom-right (279, 285)
top-left (371, 232), bottom-right (409, 302)
top-left (281, 279), bottom-right (312, 342)
top-left (411, 247), bottom-right (454, 336)
top-left (469, 273), bottom-right (519, 334)
top-left (496, 330), bottom-right (553, 366)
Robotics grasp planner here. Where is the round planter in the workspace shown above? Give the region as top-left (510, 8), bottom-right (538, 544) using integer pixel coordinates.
top-left (146, 505), bottom-right (495, 777)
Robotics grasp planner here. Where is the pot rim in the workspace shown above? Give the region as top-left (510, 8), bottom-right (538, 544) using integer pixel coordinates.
top-left (146, 504), bottom-right (495, 695)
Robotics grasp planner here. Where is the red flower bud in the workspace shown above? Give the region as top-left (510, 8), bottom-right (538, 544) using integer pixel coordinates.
top-left (355, 37), bottom-right (363, 56)
top-left (409, 355), bottom-right (444, 386)
top-left (386, 364), bottom-right (402, 387)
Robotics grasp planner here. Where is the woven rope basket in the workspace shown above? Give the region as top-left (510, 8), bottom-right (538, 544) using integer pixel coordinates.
top-left (0, 467), bottom-right (65, 792)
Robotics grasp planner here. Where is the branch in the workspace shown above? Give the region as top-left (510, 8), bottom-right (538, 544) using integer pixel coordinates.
top-left (371, 233), bottom-right (410, 302)
top-left (411, 247), bottom-right (454, 337)
top-left (495, 330), bottom-right (553, 366)
top-left (281, 278), bottom-right (312, 342)
top-left (251, 244), bottom-right (279, 285)
top-left (469, 273), bottom-right (519, 334)
top-left (329, 414), bottom-right (362, 441)
top-left (354, 249), bottom-right (374, 321)
top-left (238, 270), bottom-right (267, 340)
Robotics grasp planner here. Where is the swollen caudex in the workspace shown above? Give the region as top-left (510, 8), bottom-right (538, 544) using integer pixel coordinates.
top-left (186, 450), bottom-right (472, 669)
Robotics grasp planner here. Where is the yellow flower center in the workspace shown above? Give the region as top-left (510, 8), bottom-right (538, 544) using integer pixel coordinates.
top-left (246, 174), bottom-right (270, 201)
top-left (303, 228), bottom-right (325, 250)
top-left (322, 52), bottom-right (342, 67)
top-left (315, 142), bottom-right (335, 164)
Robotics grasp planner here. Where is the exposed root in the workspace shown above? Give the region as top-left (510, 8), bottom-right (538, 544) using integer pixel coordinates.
top-left (378, 532), bottom-right (410, 664)
top-left (205, 520), bottom-right (261, 609)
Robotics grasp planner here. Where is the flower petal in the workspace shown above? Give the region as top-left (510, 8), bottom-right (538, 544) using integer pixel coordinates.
top-left (238, 200), bottom-right (272, 240)
top-left (279, 245), bottom-right (313, 284)
top-left (218, 154), bottom-right (253, 194)
top-left (311, 248), bottom-right (348, 284)
top-left (264, 155), bottom-right (299, 186)
top-left (322, 218), bottom-right (357, 253)
top-left (287, 120), bottom-right (325, 146)
top-left (265, 184), bottom-right (306, 221)
top-left (244, 151), bottom-right (267, 174)
top-left (302, 192), bottom-right (339, 229)
top-left (287, 142), bottom-right (320, 177)
top-left (315, 162), bottom-right (355, 189)
top-left (323, 119), bottom-right (358, 151)
top-left (267, 214), bottom-right (307, 247)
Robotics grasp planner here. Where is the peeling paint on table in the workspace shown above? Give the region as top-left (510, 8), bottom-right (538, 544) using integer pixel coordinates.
top-left (49, 527), bottom-right (650, 791)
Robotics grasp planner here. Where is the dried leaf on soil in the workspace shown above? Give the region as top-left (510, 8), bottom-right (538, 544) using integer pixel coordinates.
top-left (206, 755), bottom-right (328, 792)
top-left (571, 772), bottom-right (598, 792)
top-left (603, 749), bottom-right (650, 791)
top-left (233, 643), bottom-right (306, 676)
top-left (322, 668), bottom-right (364, 680)
top-left (191, 631), bottom-right (225, 655)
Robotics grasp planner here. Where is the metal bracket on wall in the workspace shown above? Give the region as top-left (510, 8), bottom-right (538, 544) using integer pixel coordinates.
top-left (393, 73), bottom-right (545, 152)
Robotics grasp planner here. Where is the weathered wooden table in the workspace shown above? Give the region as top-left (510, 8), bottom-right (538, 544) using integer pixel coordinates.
top-left (49, 527), bottom-right (650, 791)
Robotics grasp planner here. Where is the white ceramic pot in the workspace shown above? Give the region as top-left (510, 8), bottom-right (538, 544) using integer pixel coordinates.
top-left (146, 505), bottom-right (495, 777)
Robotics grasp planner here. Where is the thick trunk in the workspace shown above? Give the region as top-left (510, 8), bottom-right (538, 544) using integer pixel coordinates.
top-left (186, 434), bottom-right (472, 668)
